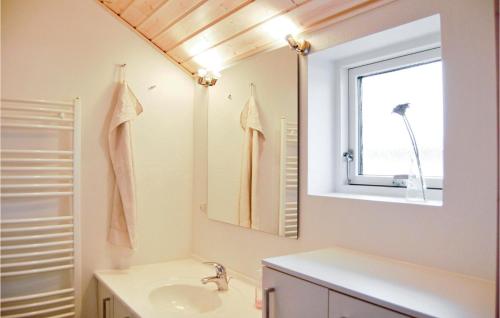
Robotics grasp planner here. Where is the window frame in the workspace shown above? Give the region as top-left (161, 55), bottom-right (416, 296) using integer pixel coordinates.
top-left (342, 47), bottom-right (444, 194)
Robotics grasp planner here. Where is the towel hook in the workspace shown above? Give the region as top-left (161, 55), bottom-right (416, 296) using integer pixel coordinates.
top-left (118, 63), bottom-right (127, 83)
top-left (250, 82), bottom-right (255, 96)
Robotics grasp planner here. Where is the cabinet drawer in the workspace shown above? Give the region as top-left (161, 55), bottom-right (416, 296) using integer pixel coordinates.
top-left (114, 298), bottom-right (137, 318)
top-left (263, 267), bottom-right (328, 318)
top-left (97, 282), bottom-right (114, 318)
top-left (329, 291), bottom-right (410, 318)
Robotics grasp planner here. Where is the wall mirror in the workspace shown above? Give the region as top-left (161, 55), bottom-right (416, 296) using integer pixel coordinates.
top-left (207, 46), bottom-right (299, 238)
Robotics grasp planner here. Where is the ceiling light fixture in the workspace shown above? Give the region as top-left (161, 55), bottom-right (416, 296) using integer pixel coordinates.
top-left (197, 68), bottom-right (221, 87)
top-left (285, 34), bottom-right (310, 56)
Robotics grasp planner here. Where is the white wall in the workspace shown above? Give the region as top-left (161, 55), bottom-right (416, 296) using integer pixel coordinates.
top-left (1, 0), bottom-right (194, 316)
top-left (193, 0), bottom-right (498, 281)
top-left (2, 0), bottom-right (497, 315)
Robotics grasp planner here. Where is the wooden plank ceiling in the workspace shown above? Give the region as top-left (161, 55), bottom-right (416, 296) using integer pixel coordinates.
top-left (99, 0), bottom-right (391, 75)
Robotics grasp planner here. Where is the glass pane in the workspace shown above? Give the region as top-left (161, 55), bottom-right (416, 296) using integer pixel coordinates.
top-left (359, 61), bottom-right (443, 177)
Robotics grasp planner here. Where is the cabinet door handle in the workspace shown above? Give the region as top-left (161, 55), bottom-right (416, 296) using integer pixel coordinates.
top-left (103, 297), bottom-right (111, 318)
top-left (264, 287), bottom-right (275, 318)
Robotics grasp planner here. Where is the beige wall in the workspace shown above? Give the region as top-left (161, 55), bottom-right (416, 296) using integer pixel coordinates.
top-left (193, 0), bottom-right (498, 281)
top-left (1, 0), bottom-right (194, 316)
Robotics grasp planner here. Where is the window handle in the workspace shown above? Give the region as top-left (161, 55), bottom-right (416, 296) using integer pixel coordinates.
top-left (343, 150), bottom-right (353, 184)
top-left (392, 174), bottom-right (408, 187)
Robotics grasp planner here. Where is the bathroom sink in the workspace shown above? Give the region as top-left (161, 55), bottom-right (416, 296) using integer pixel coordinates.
top-left (148, 284), bottom-right (222, 314)
top-left (96, 260), bottom-right (261, 317)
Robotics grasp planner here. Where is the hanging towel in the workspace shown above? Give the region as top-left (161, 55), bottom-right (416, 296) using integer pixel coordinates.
top-left (238, 89), bottom-right (265, 229)
top-left (108, 81), bottom-right (143, 249)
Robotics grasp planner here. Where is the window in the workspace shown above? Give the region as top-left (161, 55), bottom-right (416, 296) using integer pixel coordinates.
top-left (345, 48), bottom-right (443, 191)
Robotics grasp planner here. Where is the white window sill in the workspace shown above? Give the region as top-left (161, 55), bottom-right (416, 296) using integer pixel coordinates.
top-left (311, 192), bottom-right (443, 207)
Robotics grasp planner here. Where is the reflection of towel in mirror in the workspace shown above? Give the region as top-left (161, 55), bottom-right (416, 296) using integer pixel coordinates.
top-left (108, 81), bottom-right (143, 250)
top-left (238, 94), bottom-right (265, 230)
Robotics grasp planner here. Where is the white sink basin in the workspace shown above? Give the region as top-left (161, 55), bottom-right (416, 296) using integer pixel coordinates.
top-left (149, 284), bottom-right (222, 314)
top-left (95, 260), bottom-right (260, 318)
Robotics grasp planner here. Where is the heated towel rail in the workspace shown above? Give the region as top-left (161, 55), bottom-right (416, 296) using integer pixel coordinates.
top-left (278, 118), bottom-right (298, 238)
top-left (1, 98), bottom-right (81, 318)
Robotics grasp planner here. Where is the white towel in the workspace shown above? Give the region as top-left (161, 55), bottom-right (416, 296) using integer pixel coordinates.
top-left (108, 81), bottom-right (143, 249)
top-left (238, 93), bottom-right (265, 229)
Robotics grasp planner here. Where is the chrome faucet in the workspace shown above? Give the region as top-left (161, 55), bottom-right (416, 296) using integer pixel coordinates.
top-left (201, 262), bottom-right (229, 291)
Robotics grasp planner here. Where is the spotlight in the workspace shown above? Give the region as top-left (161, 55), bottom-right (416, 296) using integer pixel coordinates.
top-left (285, 34), bottom-right (310, 56)
top-left (197, 69), bottom-right (221, 87)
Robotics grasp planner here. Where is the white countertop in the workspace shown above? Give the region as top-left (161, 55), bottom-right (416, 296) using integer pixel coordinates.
top-left (262, 248), bottom-right (495, 318)
top-left (95, 259), bottom-right (261, 318)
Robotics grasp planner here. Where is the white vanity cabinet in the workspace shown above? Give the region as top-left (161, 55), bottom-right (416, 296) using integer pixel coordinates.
top-left (114, 298), bottom-right (137, 318)
top-left (262, 248), bottom-right (495, 318)
top-left (262, 267), bottom-right (328, 318)
top-left (329, 291), bottom-right (408, 318)
top-left (262, 267), bottom-right (407, 318)
top-left (97, 281), bottom-right (138, 318)
top-left (98, 282), bottom-right (114, 318)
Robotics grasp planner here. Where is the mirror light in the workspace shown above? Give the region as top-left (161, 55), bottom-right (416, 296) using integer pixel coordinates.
top-left (194, 50), bottom-right (222, 73)
top-left (197, 68), bottom-right (221, 87)
top-left (285, 34), bottom-right (310, 56)
top-left (264, 16), bottom-right (300, 41)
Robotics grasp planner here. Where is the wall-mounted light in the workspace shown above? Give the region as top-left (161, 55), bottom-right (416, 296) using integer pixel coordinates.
top-left (285, 34), bottom-right (310, 56)
top-left (197, 68), bottom-right (221, 87)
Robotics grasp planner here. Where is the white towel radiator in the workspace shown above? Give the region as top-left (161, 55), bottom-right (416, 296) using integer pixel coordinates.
top-left (0, 98), bottom-right (81, 318)
top-left (278, 118), bottom-right (298, 238)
